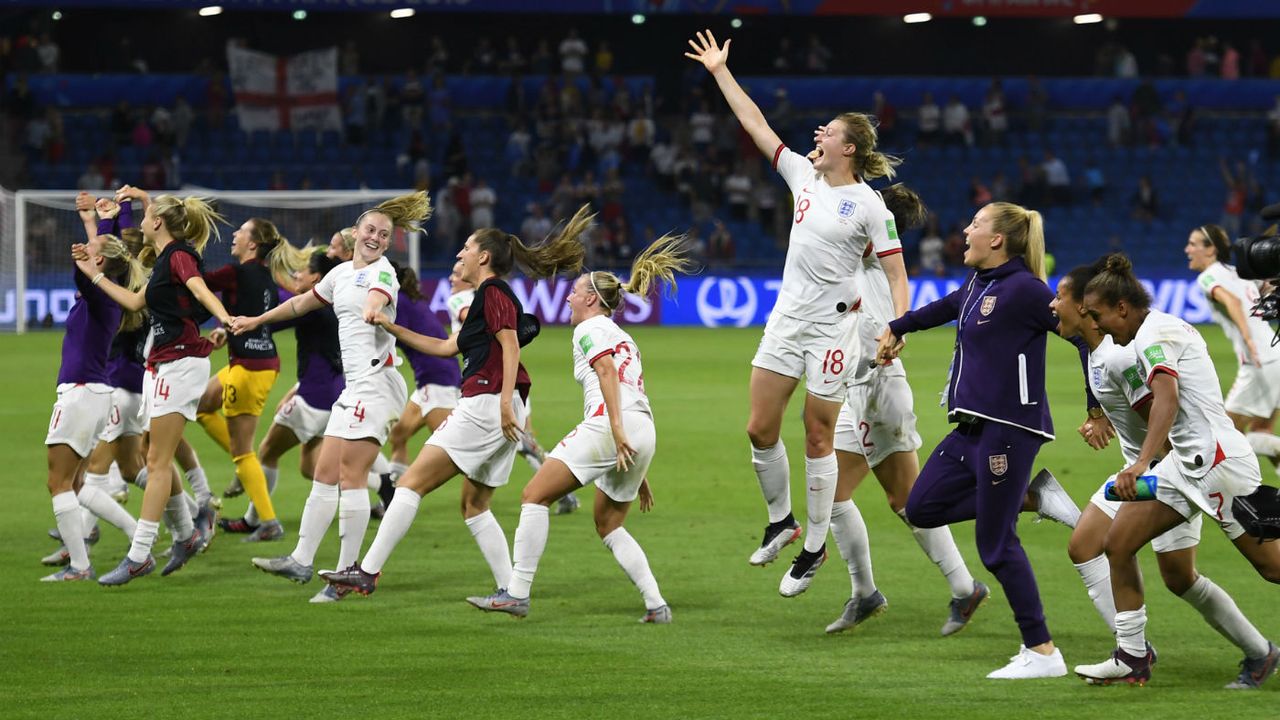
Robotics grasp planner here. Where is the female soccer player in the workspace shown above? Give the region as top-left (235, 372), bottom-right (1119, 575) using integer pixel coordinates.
top-left (1074, 254), bottom-right (1280, 686)
top-left (686, 30), bottom-right (904, 594)
top-left (877, 201), bottom-right (1067, 679)
top-left (194, 217), bottom-right (310, 541)
top-left (220, 250), bottom-right (344, 539)
top-left (1053, 258), bottom-right (1277, 689)
top-left (385, 263), bottom-right (461, 480)
top-left (466, 234), bottom-right (693, 621)
top-left (1185, 224), bottom-right (1280, 462)
top-left (318, 208), bottom-right (591, 597)
top-left (77, 194), bottom-right (233, 585)
top-left (42, 199), bottom-right (146, 581)
top-left (824, 185), bottom-right (990, 634)
top-left (235, 192), bottom-right (430, 603)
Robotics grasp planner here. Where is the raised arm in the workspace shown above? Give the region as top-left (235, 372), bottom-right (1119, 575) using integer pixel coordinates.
top-left (372, 314), bottom-right (459, 357)
top-left (185, 275), bottom-right (232, 326)
top-left (231, 289), bottom-right (323, 335)
top-left (1210, 286), bottom-right (1261, 366)
top-left (73, 245), bottom-right (146, 312)
top-left (684, 30), bottom-right (783, 159)
top-left (75, 192), bottom-right (98, 242)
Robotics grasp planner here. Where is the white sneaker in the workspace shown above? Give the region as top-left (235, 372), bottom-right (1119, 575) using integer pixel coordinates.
top-left (748, 519), bottom-right (802, 566)
top-left (987, 645), bottom-right (1068, 679)
top-left (1030, 469), bottom-right (1080, 528)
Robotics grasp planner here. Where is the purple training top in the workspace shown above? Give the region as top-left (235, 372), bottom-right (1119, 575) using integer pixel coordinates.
top-left (397, 292), bottom-right (461, 389)
top-left (105, 324), bottom-right (147, 393)
top-left (58, 268), bottom-right (121, 386)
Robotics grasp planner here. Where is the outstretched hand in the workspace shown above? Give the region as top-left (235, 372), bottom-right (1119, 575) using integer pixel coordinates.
top-left (875, 329), bottom-right (905, 366)
top-left (684, 29), bottom-right (731, 73)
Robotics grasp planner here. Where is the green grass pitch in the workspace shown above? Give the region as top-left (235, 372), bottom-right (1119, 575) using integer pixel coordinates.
top-left (2, 324), bottom-right (1277, 718)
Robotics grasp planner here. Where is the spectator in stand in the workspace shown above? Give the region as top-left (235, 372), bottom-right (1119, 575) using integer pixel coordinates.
top-left (472, 37), bottom-right (498, 73)
top-left (131, 113), bottom-right (153, 148)
top-left (601, 167), bottom-right (626, 224)
top-left (1222, 42), bottom-right (1241, 80)
top-left (754, 167), bottom-right (779, 234)
top-left (1041, 150), bottom-right (1071, 205)
top-left (917, 91), bottom-right (941, 146)
top-left (982, 81), bottom-right (1007, 145)
top-left (453, 172), bottom-right (474, 234)
top-left (917, 214), bottom-right (945, 277)
top-left (506, 120), bottom-right (532, 177)
top-left (1248, 39), bottom-right (1268, 77)
top-left (36, 32), bottom-right (58, 73)
top-left (576, 170), bottom-right (602, 212)
top-left (427, 36), bottom-right (449, 73)
top-left (650, 135), bottom-right (677, 191)
top-left (551, 173), bottom-right (577, 218)
top-left (1026, 76), bottom-right (1048, 133)
top-left (1203, 36), bottom-right (1223, 76)
top-left (559, 28), bottom-right (588, 76)
top-left (521, 202), bottom-right (554, 243)
top-left (501, 36), bottom-right (528, 75)
top-left (1114, 46), bottom-right (1138, 78)
top-left (942, 223), bottom-right (966, 269)
top-left (595, 41), bottom-right (614, 74)
top-left (434, 179), bottom-right (461, 249)
top-left (1081, 158), bottom-right (1106, 205)
top-left (530, 39), bottom-right (553, 74)
top-left (1267, 95), bottom-right (1280, 158)
top-left (969, 176), bottom-right (992, 208)
top-left (723, 163), bottom-right (753, 221)
top-left (23, 107), bottom-right (49, 164)
top-left (773, 37), bottom-right (795, 72)
top-left (805, 34), bottom-right (832, 73)
top-left (1170, 89), bottom-right (1197, 146)
top-left (172, 95), bottom-right (193, 148)
top-left (1187, 38), bottom-right (1207, 77)
top-left (1107, 95), bottom-right (1130, 147)
top-left (1017, 154), bottom-right (1046, 206)
top-left (1129, 175), bottom-right (1158, 222)
top-left (873, 91), bottom-right (898, 144)
top-left (402, 71), bottom-right (425, 129)
top-left (689, 99), bottom-right (715, 153)
top-left (77, 162), bottom-right (106, 191)
top-left (627, 110), bottom-right (656, 163)
top-left (1132, 80), bottom-right (1162, 144)
top-left (708, 219), bottom-right (734, 265)
top-left (942, 94), bottom-right (973, 146)
top-left (1220, 158), bottom-right (1248, 237)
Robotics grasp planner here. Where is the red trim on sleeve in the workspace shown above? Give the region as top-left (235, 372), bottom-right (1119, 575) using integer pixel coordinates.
top-left (1131, 393), bottom-right (1154, 411)
top-left (772, 144), bottom-right (786, 171)
top-left (311, 287), bottom-right (332, 306)
top-left (588, 348), bottom-right (616, 366)
top-left (370, 287), bottom-right (394, 304)
top-left (876, 248), bottom-right (904, 258)
top-left (1146, 366), bottom-right (1178, 385)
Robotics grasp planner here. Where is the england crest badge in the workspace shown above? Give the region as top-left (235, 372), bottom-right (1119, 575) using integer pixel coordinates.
top-left (837, 199), bottom-right (856, 218)
top-left (989, 454), bottom-right (1008, 481)
top-left (980, 296), bottom-right (997, 316)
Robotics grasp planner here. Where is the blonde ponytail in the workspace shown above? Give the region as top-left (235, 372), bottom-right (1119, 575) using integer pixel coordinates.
top-left (987, 202), bottom-right (1046, 282)
top-left (587, 233), bottom-right (697, 313)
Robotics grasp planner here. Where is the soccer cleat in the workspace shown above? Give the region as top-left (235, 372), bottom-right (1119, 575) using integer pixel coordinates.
top-left (1029, 469), bottom-right (1081, 528)
top-left (218, 516), bottom-right (258, 534)
top-left (309, 584), bottom-right (350, 604)
top-left (1226, 641), bottom-right (1279, 689)
top-left (518, 432), bottom-right (546, 464)
top-left (988, 645), bottom-right (1069, 679)
top-left (41, 564), bottom-right (95, 582)
top-left (110, 485), bottom-right (129, 505)
top-left (748, 518), bottom-right (803, 566)
top-left (370, 501), bottom-right (386, 520)
top-left (251, 555), bottom-right (313, 584)
top-left (942, 581), bottom-right (990, 636)
top-left (466, 589), bottom-right (530, 618)
top-left (98, 555), bottom-right (155, 586)
top-left (555, 492), bottom-right (580, 515)
top-left (640, 605), bottom-right (672, 624)
top-left (779, 546), bottom-right (827, 597)
top-left (1074, 647), bottom-right (1153, 685)
top-left (243, 519), bottom-right (285, 543)
top-left (222, 477), bottom-right (244, 498)
top-left (375, 473), bottom-right (396, 508)
top-left (319, 563), bottom-right (380, 596)
top-left (825, 590), bottom-right (889, 634)
top-left (48, 526), bottom-right (100, 545)
top-left (161, 531), bottom-right (202, 576)
top-left (40, 544), bottom-right (87, 567)
top-left (193, 504), bottom-right (217, 553)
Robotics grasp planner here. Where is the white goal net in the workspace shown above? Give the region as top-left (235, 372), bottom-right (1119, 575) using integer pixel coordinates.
top-left (0, 188), bottom-right (422, 333)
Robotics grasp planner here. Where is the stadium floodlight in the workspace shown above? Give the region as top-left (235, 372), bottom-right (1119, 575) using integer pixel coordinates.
top-left (293, 9), bottom-right (306, 20)
top-left (972, 16), bottom-right (987, 27)
top-left (198, 5), bottom-right (223, 17)
top-left (51, 10), bottom-right (62, 20)
top-left (730, 18), bottom-right (743, 29)
top-left (631, 13), bottom-right (646, 25)
top-left (903, 13), bottom-right (932, 24)
top-left (390, 8), bottom-right (415, 19)
top-left (1073, 13), bottom-right (1103, 24)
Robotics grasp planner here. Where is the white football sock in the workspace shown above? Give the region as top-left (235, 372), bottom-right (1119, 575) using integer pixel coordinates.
top-left (508, 503), bottom-right (550, 599)
top-left (290, 481), bottom-right (340, 566)
top-left (164, 494), bottom-right (195, 542)
top-left (108, 461), bottom-right (124, 485)
top-left (362, 486), bottom-right (421, 574)
top-left (79, 483), bottom-right (138, 538)
top-left (603, 527), bottom-right (666, 610)
top-left (52, 491), bottom-right (90, 571)
top-left (1180, 574), bottom-right (1270, 659)
top-left (1115, 606), bottom-right (1148, 657)
top-left (183, 491), bottom-right (199, 517)
top-left (752, 441), bottom-right (791, 523)
top-left (185, 466), bottom-right (212, 508)
top-left (337, 488), bottom-right (371, 570)
top-left (78, 506), bottom-right (98, 538)
top-left (465, 510), bottom-right (512, 590)
top-left (802, 454), bottom-right (837, 553)
top-left (127, 519), bottom-right (160, 563)
top-left (1074, 555), bottom-right (1116, 632)
top-left (390, 461), bottom-right (410, 479)
top-left (830, 499), bottom-right (875, 598)
top-left (899, 509), bottom-right (975, 599)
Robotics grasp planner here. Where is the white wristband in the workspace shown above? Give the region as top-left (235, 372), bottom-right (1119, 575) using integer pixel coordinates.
top-left (91, 272), bottom-right (105, 286)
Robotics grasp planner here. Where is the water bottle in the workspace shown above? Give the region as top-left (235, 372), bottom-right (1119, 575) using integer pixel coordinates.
top-left (1104, 474), bottom-right (1158, 501)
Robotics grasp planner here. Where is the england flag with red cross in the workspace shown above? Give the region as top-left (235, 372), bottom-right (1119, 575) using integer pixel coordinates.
top-left (227, 44), bottom-right (342, 132)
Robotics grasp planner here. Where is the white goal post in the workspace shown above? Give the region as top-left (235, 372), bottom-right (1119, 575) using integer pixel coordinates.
top-left (1, 187), bottom-right (422, 333)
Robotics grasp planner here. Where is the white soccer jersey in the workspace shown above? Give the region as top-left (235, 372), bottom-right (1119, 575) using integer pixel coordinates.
top-left (1196, 261), bottom-right (1280, 365)
top-left (313, 256), bottom-right (399, 383)
top-left (848, 231), bottom-right (907, 385)
top-left (1132, 309), bottom-right (1251, 478)
top-left (447, 288), bottom-right (475, 334)
top-left (772, 146), bottom-right (895, 324)
top-left (1088, 335), bottom-right (1153, 466)
top-left (571, 315), bottom-right (650, 418)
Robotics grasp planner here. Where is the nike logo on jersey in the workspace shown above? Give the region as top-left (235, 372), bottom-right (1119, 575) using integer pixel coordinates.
top-left (977, 319), bottom-right (991, 325)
